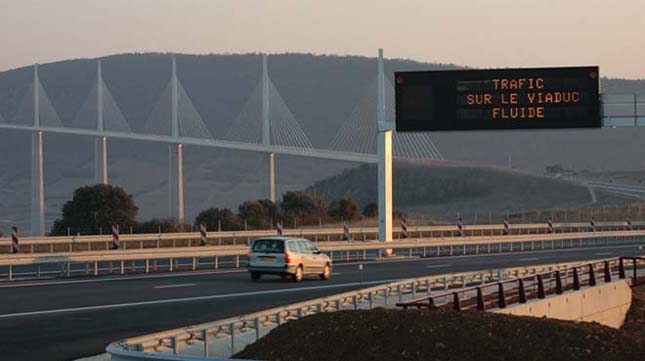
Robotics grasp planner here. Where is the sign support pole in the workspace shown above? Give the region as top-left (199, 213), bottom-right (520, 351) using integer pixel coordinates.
top-left (377, 49), bottom-right (393, 252)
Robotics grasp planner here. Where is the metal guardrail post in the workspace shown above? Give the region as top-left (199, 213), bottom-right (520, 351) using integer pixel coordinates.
top-left (537, 274), bottom-right (545, 299)
top-left (588, 264), bottom-right (596, 287)
top-left (604, 261), bottom-right (611, 282)
top-left (453, 292), bottom-right (461, 311)
top-left (497, 283), bottom-right (506, 308)
top-left (202, 329), bottom-right (209, 357)
top-left (229, 323), bottom-right (235, 355)
top-left (619, 258), bottom-right (626, 279)
top-left (555, 270), bottom-right (563, 294)
top-left (476, 287), bottom-right (485, 310)
top-left (573, 267), bottom-right (580, 290)
top-left (518, 279), bottom-right (526, 303)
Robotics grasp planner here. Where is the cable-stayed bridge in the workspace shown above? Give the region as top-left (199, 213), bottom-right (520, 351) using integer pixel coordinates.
top-left (0, 54), bottom-right (444, 236)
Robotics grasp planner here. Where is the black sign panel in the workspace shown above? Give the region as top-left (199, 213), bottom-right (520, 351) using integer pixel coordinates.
top-left (395, 66), bottom-right (600, 131)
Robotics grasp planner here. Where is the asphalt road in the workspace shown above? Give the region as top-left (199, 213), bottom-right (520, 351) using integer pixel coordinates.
top-left (0, 245), bottom-right (643, 361)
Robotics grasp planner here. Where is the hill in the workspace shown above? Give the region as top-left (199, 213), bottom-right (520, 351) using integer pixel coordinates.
top-left (307, 160), bottom-right (633, 222)
top-left (0, 52), bottom-right (644, 234)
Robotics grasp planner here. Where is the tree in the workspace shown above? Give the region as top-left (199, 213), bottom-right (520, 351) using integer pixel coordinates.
top-left (137, 218), bottom-right (181, 233)
top-left (194, 208), bottom-right (241, 231)
top-left (362, 202), bottom-right (378, 218)
top-left (238, 199), bottom-right (277, 229)
top-left (328, 198), bottom-right (360, 221)
top-left (50, 184), bottom-right (138, 236)
top-left (279, 191), bottom-right (324, 226)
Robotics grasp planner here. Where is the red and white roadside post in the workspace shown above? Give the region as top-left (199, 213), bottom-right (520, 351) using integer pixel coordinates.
top-left (111, 224), bottom-right (120, 249)
top-left (547, 217), bottom-right (554, 233)
top-left (343, 220), bottom-right (352, 241)
top-left (276, 221), bottom-right (283, 236)
top-left (503, 216), bottom-right (510, 235)
top-left (11, 226), bottom-right (19, 254)
top-left (400, 217), bottom-right (409, 239)
top-left (199, 224), bottom-right (207, 246)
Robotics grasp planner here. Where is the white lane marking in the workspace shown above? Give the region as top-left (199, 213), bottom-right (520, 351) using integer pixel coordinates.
top-left (331, 272), bottom-right (342, 275)
top-left (594, 252), bottom-right (612, 256)
top-left (0, 269), bottom-right (244, 289)
top-left (426, 264), bottom-right (452, 269)
top-left (2, 244), bottom-right (642, 289)
top-left (154, 283), bottom-right (195, 289)
top-left (519, 257), bottom-right (539, 261)
top-left (0, 278), bottom-right (405, 320)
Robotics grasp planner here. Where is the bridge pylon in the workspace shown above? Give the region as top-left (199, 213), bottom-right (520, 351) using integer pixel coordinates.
top-left (261, 54), bottom-right (276, 203)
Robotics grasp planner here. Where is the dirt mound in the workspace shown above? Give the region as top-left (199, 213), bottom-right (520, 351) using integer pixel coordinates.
top-left (234, 308), bottom-right (644, 361)
top-left (623, 284), bottom-right (645, 339)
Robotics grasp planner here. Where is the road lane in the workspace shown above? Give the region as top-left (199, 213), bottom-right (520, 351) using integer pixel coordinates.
top-left (0, 245), bottom-right (643, 361)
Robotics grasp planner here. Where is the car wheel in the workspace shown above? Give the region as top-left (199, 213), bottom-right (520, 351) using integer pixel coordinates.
top-left (292, 266), bottom-right (304, 282)
top-left (250, 272), bottom-right (261, 281)
top-left (320, 264), bottom-right (331, 280)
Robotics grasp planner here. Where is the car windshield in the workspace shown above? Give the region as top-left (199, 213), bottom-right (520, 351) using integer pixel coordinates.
top-left (252, 239), bottom-right (285, 254)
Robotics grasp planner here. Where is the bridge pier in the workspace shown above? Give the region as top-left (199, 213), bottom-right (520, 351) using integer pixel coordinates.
top-left (94, 136), bottom-right (107, 184)
top-left (167, 56), bottom-right (185, 228)
top-left (168, 143), bottom-right (185, 228)
top-left (94, 60), bottom-right (108, 185)
top-left (257, 152), bottom-right (276, 203)
top-left (30, 64), bottom-right (46, 236)
top-left (31, 130), bottom-right (45, 236)
top-left (260, 55), bottom-right (276, 203)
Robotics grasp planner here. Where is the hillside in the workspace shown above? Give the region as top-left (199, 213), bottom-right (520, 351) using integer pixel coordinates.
top-left (307, 160), bottom-right (633, 222)
top-left (0, 52), bottom-right (644, 234)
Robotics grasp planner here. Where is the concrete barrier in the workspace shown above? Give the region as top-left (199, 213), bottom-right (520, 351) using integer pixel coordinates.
top-left (495, 279), bottom-right (632, 328)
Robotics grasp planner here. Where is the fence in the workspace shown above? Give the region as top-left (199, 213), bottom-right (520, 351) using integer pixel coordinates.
top-left (1, 221), bottom-right (642, 255)
top-left (2, 230), bottom-right (644, 281)
top-left (396, 256), bottom-right (644, 311)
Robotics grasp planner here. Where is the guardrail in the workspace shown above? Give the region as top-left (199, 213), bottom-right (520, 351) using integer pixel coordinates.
top-left (1, 221), bottom-right (641, 254)
top-left (396, 256), bottom-right (644, 311)
top-left (2, 230), bottom-right (644, 281)
top-left (105, 259), bottom-right (610, 361)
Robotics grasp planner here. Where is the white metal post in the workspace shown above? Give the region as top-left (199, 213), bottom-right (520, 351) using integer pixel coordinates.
top-left (31, 64), bottom-right (45, 236)
top-left (261, 54), bottom-right (276, 202)
top-left (95, 60), bottom-right (108, 185)
top-left (377, 49), bottom-right (393, 249)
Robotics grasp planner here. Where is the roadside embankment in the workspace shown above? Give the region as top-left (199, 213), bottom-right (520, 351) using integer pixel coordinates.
top-left (234, 287), bottom-right (645, 361)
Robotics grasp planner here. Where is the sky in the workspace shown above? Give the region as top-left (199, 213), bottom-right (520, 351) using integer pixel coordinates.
top-left (1, 0), bottom-right (644, 79)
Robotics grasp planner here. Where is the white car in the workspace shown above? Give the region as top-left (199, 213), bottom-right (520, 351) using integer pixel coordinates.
top-left (247, 237), bottom-right (332, 282)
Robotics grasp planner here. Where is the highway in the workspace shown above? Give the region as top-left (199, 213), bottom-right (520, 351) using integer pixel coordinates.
top-left (0, 245), bottom-right (643, 361)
